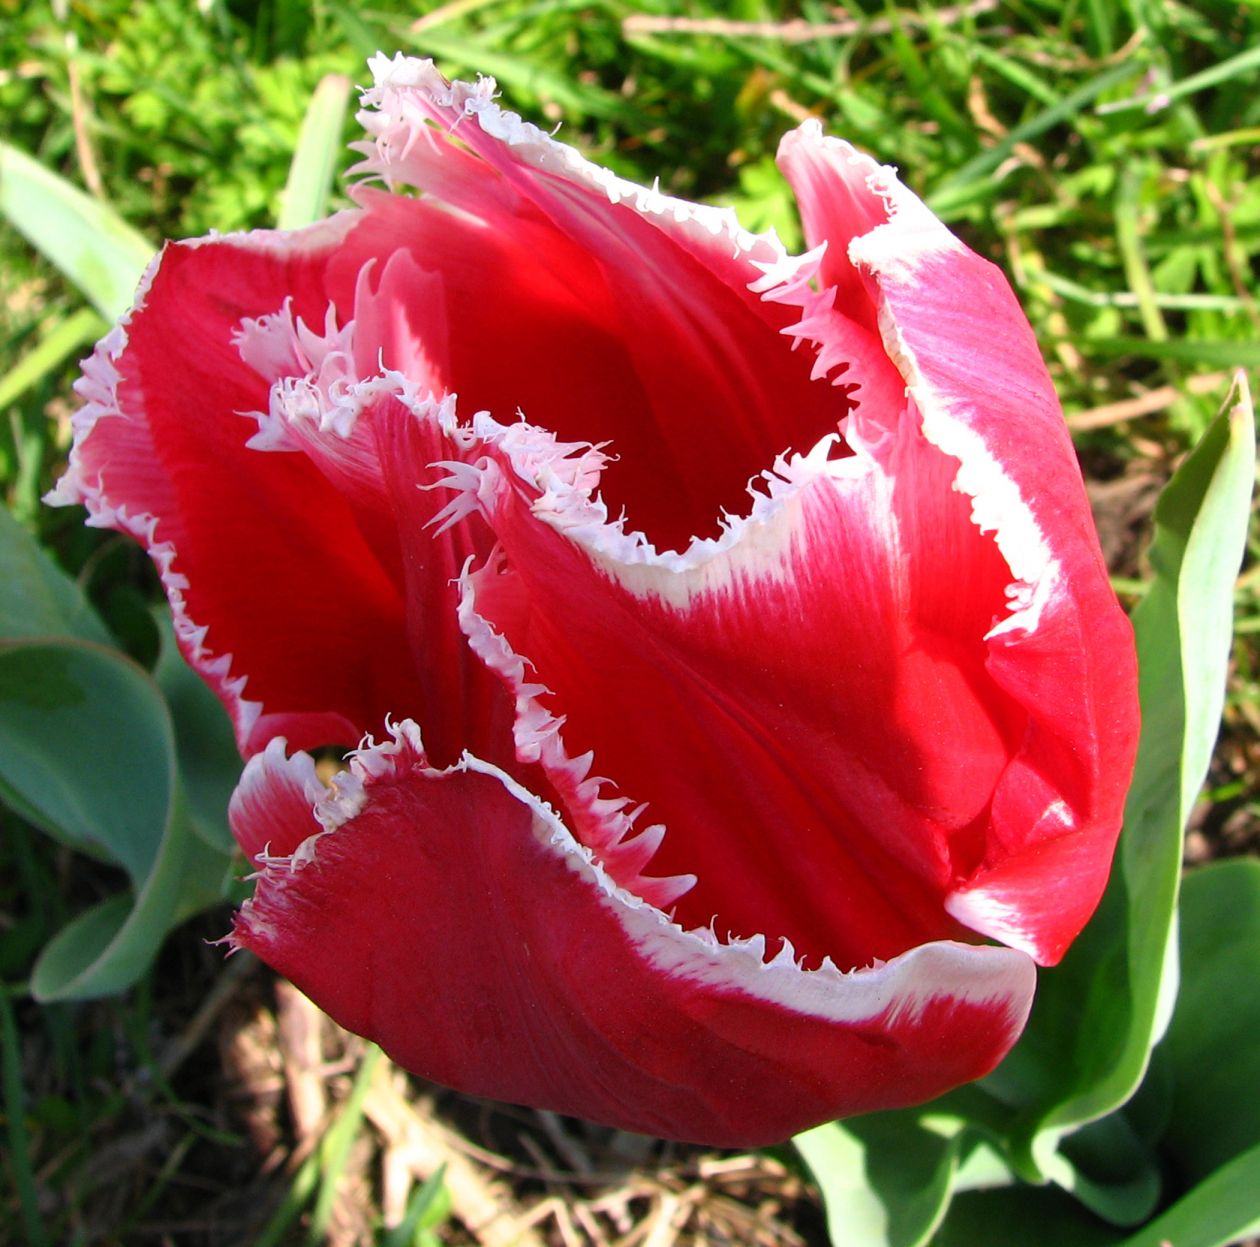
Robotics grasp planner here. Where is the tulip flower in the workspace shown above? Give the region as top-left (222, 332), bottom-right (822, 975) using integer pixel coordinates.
top-left (51, 55), bottom-right (1139, 1146)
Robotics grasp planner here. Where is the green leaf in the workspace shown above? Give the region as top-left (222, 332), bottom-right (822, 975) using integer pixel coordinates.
top-left (153, 611), bottom-right (242, 856)
top-left (0, 306), bottom-right (109, 413)
top-left (983, 377), bottom-right (1256, 1191)
top-left (927, 60), bottom-right (1138, 217)
top-left (380, 1166), bottom-right (449, 1247)
top-left (1095, 41), bottom-right (1260, 115)
top-left (794, 1113), bottom-right (964, 1247)
top-left (1074, 337), bottom-right (1260, 369)
top-left (276, 73), bottom-right (352, 230)
top-left (0, 638), bottom-right (233, 999)
top-left (310, 1045), bottom-right (384, 1241)
top-left (933, 1184), bottom-right (1120, 1247)
top-left (0, 640), bottom-right (174, 873)
top-left (255, 1046), bottom-right (386, 1247)
top-left (0, 507), bottom-right (111, 646)
top-left (1115, 1145), bottom-right (1260, 1247)
top-left (0, 142), bottom-right (155, 321)
top-left (1159, 859), bottom-right (1260, 1184)
top-left (29, 787), bottom-right (233, 1001)
top-left (1045, 1114), bottom-right (1161, 1226)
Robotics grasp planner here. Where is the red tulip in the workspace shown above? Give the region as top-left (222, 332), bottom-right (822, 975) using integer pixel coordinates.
top-left (51, 56), bottom-right (1138, 1146)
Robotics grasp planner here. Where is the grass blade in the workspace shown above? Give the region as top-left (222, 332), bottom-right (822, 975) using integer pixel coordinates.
top-left (927, 60), bottom-right (1136, 215)
top-left (277, 73), bottom-right (353, 230)
top-left (0, 142), bottom-right (154, 321)
top-left (0, 307), bottom-right (108, 413)
top-left (1117, 1144), bottom-right (1260, 1247)
top-left (380, 1165), bottom-right (449, 1247)
top-left (309, 1044), bottom-right (385, 1241)
top-left (1, 985), bottom-right (50, 1247)
top-left (1098, 41), bottom-right (1260, 116)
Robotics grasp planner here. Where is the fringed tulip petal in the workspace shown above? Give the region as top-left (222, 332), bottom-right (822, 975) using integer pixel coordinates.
top-left (50, 211), bottom-right (505, 764)
top-left (50, 224), bottom-right (423, 754)
top-left (228, 736), bottom-right (331, 864)
top-left (777, 127), bottom-right (1139, 962)
top-left (231, 726), bottom-right (1036, 1147)
top-left (350, 55), bottom-right (901, 552)
top-left (53, 56), bottom-right (1140, 1143)
top-left (234, 296), bottom-right (507, 764)
top-left (453, 411), bottom-right (1018, 971)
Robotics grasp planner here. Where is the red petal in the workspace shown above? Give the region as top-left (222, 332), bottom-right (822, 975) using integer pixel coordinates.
top-left (230, 727), bottom-right (1035, 1147)
top-left (228, 736), bottom-right (328, 864)
top-left (51, 216), bottom-right (505, 765)
top-left (454, 412), bottom-right (1021, 972)
top-left (51, 223), bottom-right (415, 753)
top-left (776, 127), bottom-right (1139, 962)
top-left (232, 288), bottom-right (507, 765)
top-left (348, 57), bottom-right (890, 553)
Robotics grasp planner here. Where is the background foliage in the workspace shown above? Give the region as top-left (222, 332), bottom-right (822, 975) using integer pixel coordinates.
top-left (1, 0), bottom-right (1258, 1244)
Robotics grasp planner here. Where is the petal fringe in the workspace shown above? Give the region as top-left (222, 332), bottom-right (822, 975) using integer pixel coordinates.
top-left (444, 407), bottom-right (1018, 970)
top-left (776, 124), bottom-right (1139, 962)
top-left (231, 725), bottom-right (1036, 1147)
top-left (349, 56), bottom-right (860, 553)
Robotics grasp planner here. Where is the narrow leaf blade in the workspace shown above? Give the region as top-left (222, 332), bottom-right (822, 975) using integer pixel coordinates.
top-left (1116, 1145), bottom-right (1260, 1247)
top-left (0, 306), bottom-right (108, 412)
top-left (277, 73), bottom-right (352, 230)
top-left (0, 142), bottom-right (154, 320)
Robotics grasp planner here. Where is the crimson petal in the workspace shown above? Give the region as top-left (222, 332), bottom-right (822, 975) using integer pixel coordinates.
top-left (49, 216), bottom-right (503, 763)
top-left (454, 415), bottom-right (1013, 971)
top-left (51, 56), bottom-right (1141, 1145)
top-left (231, 725), bottom-right (1035, 1147)
top-left (349, 55), bottom-right (897, 553)
top-left (776, 127), bottom-right (1139, 962)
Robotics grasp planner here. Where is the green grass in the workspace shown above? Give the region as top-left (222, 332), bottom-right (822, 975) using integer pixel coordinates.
top-left (2, 1), bottom-right (1258, 1243)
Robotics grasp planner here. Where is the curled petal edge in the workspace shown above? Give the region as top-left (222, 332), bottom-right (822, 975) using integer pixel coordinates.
top-left (229, 722), bottom-right (1037, 1146)
top-left (782, 133), bottom-right (1137, 965)
top-left (355, 53), bottom-right (786, 271)
top-left (45, 215), bottom-right (392, 757)
top-left (48, 308), bottom-right (272, 749)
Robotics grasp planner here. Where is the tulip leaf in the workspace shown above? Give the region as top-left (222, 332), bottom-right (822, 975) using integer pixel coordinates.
top-left (932, 1184), bottom-right (1119, 1247)
top-left (0, 507), bottom-right (111, 646)
top-left (276, 72), bottom-right (352, 231)
top-left (0, 141), bottom-right (154, 322)
top-left (795, 1114), bottom-right (965, 1247)
top-left (1157, 859), bottom-right (1260, 1185)
top-left (984, 378), bottom-right (1256, 1185)
top-left (0, 640), bottom-right (174, 873)
top-left (152, 611), bottom-right (242, 856)
top-left (1113, 1144), bottom-right (1260, 1247)
top-left (29, 788), bottom-right (233, 1002)
top-left (0, 638), bottom-right (234, 999)
top-left (1041, 1114), bottom-right (1160, 1226)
